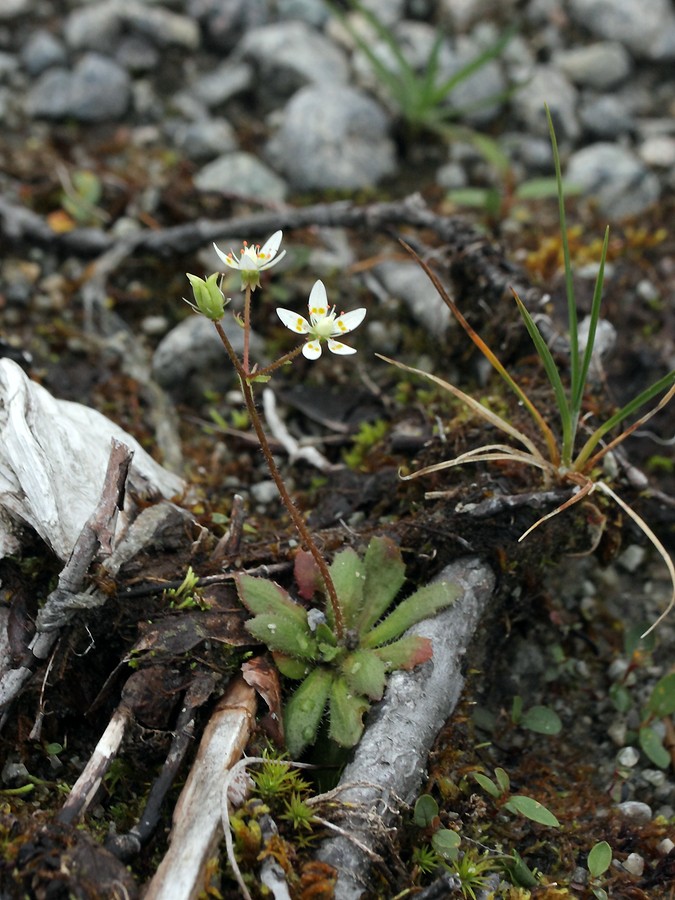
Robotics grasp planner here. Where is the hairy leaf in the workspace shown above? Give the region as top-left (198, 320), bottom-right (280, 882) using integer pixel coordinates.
top-left (284, 668), bottom-right (333, 757)
top-left (373, 635), bottom-right (433, 670)
top-left (356, 536), bottom-right (406, 633)
top-left (362, 580), bottom-right (459, 648)
top-left (341, 649), bottom-right (387, 700)
top-left (328, 546), bottom-right (364, 630)
top-left (328, 676), bottom-right (369, 748)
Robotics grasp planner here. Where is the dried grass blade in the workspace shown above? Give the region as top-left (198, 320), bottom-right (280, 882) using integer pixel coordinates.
top-left (399, 239), bottom-right (560, 464)
top-left (595, 482), bottom-right (675, 637)
top-left (518, 478), bottom-right (596, 542)
top-left (378, 354), bottom-right (546, 463)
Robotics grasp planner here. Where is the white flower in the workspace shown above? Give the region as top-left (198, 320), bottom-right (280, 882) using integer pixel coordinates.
top-left (276, 280), bottom-right (366, 360)
top-left (213, 230), bottom-right (286, 290)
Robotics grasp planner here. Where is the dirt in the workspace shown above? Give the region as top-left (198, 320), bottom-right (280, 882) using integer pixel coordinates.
top-left (1, 116), bottom-right (674, 898)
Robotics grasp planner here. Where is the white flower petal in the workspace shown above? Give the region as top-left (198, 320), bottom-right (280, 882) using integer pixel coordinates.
top-left (259, 249), bottom-right (286, 271)
top-left (303, 341), bottom-right (322, 360)
top-left (260, 230), bottom-right (282, 261)
top-left (276, 308), bottom-right (310, 334)
top-left (307, 280), bottom-right (328, 317)
top-left (328, 340), bottom-right (356, 355)
top-left (333, 308), bottom-right (366, 336)
top-left (213, 242), bottom-right (237, 269)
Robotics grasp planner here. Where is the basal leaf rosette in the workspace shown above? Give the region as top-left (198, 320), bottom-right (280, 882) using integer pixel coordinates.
top-left (235, 536), bottom-right (459, 757)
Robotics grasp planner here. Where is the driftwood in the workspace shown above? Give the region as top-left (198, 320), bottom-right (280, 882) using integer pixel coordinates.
top-left (144, 676), bottom-right (258, 900)
top-left (0, 192), bottom-right (542, 308)
top-left (315, 556), bottom-right (496, 900)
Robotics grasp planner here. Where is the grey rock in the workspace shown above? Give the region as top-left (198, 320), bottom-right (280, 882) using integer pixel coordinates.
top-left (579, 94), bottom-right (634, 139)
top-left (615, 800), bottom-right (653, 824)
top-left (65, 1), bottom-right (199, 52)
top-left (168, 118), bottom-right (238, 161)
top-left (639, 135), bottom-right (675, 168)
top-left (0, 0), bottom-right (31, 18)
top-left (553, 41), bottom-right (632, 89)
top-left (125, 4), bottom-right (200, 49)
top-left (194, 151), bottom-right (287, 201)
top-left (569, 0), bottom-right (675, 61)
top-left (116, 35), bottom-right (160, 73)
top-left (239, 21), bottom-right (349, 110)
top-left (267, 85), bottom-right (396, 191)
top-left (64, 1), bottom-right (123, 51)
top-left (511, 64), bottom-right (580, 141)
top-left (20, 30), bottom-right (67, 76)
top-left (276, 0), bottom-right (331, 26)
top-left (0, 52), bottom-right (18, 84)
top-left (191, 62), bottom-right (253, 108)
top-left (188, 0), bottom-right (268, 53)
top-left (566, 143), bottom-right (661, 218)
top-left (152, 314), bottom-right (266, 390)
top-left (26, 53), bottom-right (131, 122)
top-left (375, 261), bottom-right (451, 334)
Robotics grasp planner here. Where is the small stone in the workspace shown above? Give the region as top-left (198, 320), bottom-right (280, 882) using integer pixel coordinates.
top-left (616, 800), bottom-right (652, 824)
top-left (641, 769), bottom-right (666, 787)
top-left (194, 151), bottom-right (287, 201)
top-left (191, 62), bottom-right (253, 108)
top-left (169, 118), bottom-right (238, 161)
top-left (511, 64), bottom-right (580, 141)
top-left (267, 85), bottom-right (396, 191)
top-left (579, 95), bottom-right (634, 139)
top-left (658, 838), bottom-right (675, 855)
top-left (251, 480), bottom-right (278, 505)
top-left (554, 42), bottom-right (632, 89)
top-left (140, 315), bottom-right (170, 337)
top-left (617, 746), bottom-right (639, 768)
top-left (0, 0), bottom-right (30, 18)
top-left (623, 853), bottom-right (644, 876)
top-left (375, 260), bottom-right (451, 334)
top-left (240, 20), bottom-right (349, 110)
top-left (639, 135), bottom-right (675, 168)
top-left (566, 143), bottom-right (660, 218)
top-left (617, 545), bottom-right (646, 573)
top-left (568, 0), bottom-right (675, 61)
top-left (20, 30), bottom-right (67, 76)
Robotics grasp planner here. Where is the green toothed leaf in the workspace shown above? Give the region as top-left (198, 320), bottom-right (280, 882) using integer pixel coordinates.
top-left (284, 668), bottom-right (333, 757)
top-left (362, 581), bottom-right (459, 648)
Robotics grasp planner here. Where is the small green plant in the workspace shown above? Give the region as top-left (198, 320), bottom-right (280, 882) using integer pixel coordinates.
top-left (473, 766), bottom-right (560, 827)
top-left (380, 106), bottom-right (675, 634)
top-left (511, 695), bottom-right (562, 736)
top-left (332, 0), bottom-right (514, 136)
top-left (609, 655), bottom-right (675, 771)
top-left (251, 754), bottom-right (311, 801)
top-left (164, 565), bottom-right (208, 610)
top-left (236, 535), bottom-right (458, 756)
top-left (587, 840), bottom-right (613, 899)
top-left (58, 168), bottom-right (107, 226)
top-left (342, 418), bottom-right (388, 469)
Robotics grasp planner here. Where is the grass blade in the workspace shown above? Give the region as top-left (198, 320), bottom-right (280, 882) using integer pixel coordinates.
top-left (429, 27), bottom-right (514, 107)
top-left (575, 378), bottom-right (675, 472)
top-left (399, 239), bottom-right (560, 465)
top-left (512, 290), bottom-right (573, 463)
top-left (573, 225), bottom-right (610, 414)
top-left (546, 105), bottom-right (579, 407)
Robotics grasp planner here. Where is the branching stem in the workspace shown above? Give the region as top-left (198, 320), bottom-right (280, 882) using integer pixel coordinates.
top-left (213, 321), bottom-right (344, 640)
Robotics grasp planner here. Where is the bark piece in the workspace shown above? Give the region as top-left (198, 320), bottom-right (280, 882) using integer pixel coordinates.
top-left (315, 556), bottom-right (495, 899)
top-left (0, 358), bottom-right (184, 560)
top-left (144, 676), bottom-right (258, 900)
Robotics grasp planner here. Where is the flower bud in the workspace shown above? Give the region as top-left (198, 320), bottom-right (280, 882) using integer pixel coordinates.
top-left (186, 272), bottom-right (228, 320)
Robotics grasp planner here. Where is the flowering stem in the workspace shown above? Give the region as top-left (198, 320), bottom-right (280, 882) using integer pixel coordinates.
top-left (213, 321), bottom-right (345, 640)
top-left (243, 284), bottom-right (252, 375)
top-left (254, 344), bottom-right (306, 378)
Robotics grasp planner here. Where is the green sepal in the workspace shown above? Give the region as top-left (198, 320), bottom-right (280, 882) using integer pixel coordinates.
top-left (236, 574), bottom-right (317, 659)
top-left (328, 676), bottom-right (369, 748)
top-left (284, 668), bottom-right (333, 757)
top-left (341, 649), bottom-right (387, 700)
top-left (373, 635), bottom-right (433, 671)
top-left (356, 536), bottom-right (406, 633)
top-left (327, 547), bottom-right (364, 630)
top-left (362, 581), bottom-right (459, 648)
